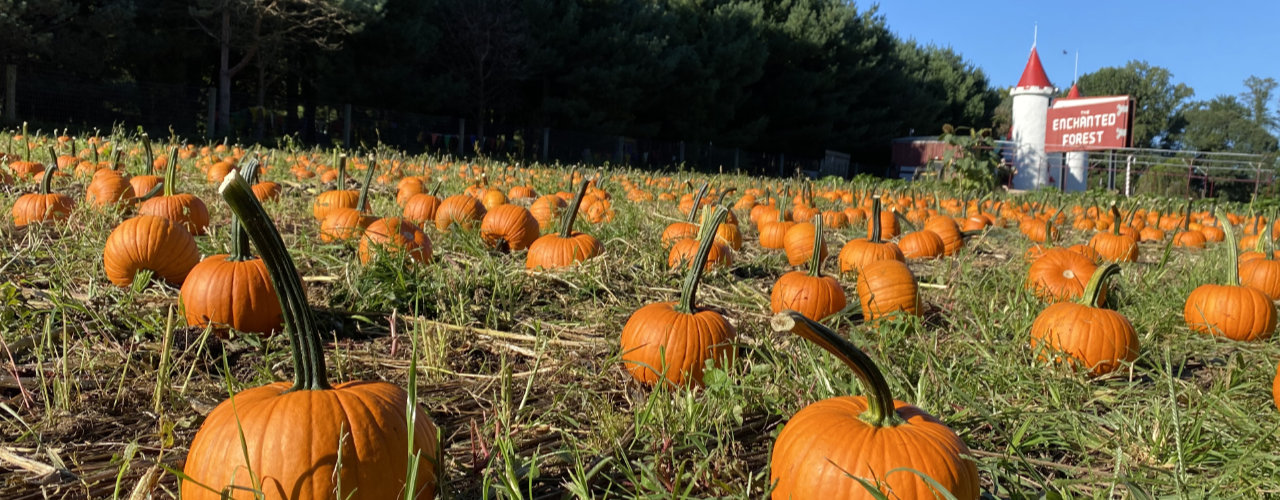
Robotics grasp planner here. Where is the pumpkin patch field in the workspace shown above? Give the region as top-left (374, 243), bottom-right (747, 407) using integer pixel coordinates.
top-left (5, 132), bottom-right (1280, 499)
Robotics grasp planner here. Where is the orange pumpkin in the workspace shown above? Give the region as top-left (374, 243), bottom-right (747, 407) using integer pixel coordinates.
top-left (358, 218), bottom-right (433, 264)
top-left (1030, 264), bottom-right (1139, 375)
top-left (1025, 248), bottom-right (1100, 303)
top-left (770, 216), bottom-right (845, 321)
top-left (1184, 209), bottom-right (1276, 342)
top-left (856, 259), bottom-right (919, 321)
top-left (839, 196), bottom-right (905, 274)
top-left (11, 157), bottom-right (74, 227)
top-left (480, 204), bottom-right (540, 252)
top-left (526, 179), bottom-right (603, 269)
top-left (103, 215), bottom-right (201, 287)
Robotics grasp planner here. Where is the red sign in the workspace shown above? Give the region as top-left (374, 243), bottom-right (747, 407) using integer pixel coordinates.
top-left (1045, 95), bottom-right (1133, 152)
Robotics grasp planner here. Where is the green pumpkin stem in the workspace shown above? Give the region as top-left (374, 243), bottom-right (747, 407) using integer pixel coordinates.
top-left (219, 171), bottom-right (332, 392)
top-left (806, 214), bottom-right (825, 278)
top-left (1078, 263), bottom-right (1120, 308)
top-left (1110, 204), bottom-right (1122, 236)
top-left (336, 154), bottom-right (347, 188)
top-left (715, 187), bottom-right (737, 206)
top-left (770, 311), bottom-right (903, 428)
top-left (141, 134), bottom-right (153, 177)
top-left (41, 147), bottom-right (58, 195)
top-left (677, 206), bottom-right (730, 314)
top-left (869, 195), bottom-right (884, 243)
top-left (1182, 197), bottom-right (1193, 232)
top-left (356, 156), bottom-right (377, 213)
top-left (558, 178), bottom-right (590, 238)
top-left (687, 182), bottom-right (710, 223)
top-left (229, 159), bottom-right (261, 262)
top-left (162, 147), bottom-right (179, 197)
top-left (428, 180), bottom-right (442, 197)
top-left (1218, 208), bottom-right (1240, 287)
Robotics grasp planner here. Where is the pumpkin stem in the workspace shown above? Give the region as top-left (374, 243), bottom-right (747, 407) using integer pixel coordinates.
top-left (1218, 208), bottom-right (1241, 287)
top-left (40, 148), bottom-right (58, 195)
top-left (336, 154), bottom-right (347, 189)
top-left (219, 171), bottom-right (332, 392)
top-left (428, 179), bottom-right (442, 197)
top-left (558, 178), bottom-right (591, 239)
top-left (229, 159), bottom-right (260, 262)
top-left (806, 214), bottom-right (825, 278)
top-left (162, 147), bottom-right (179, 197)
top-left (356, 155), bottom-right (377, 213)
top-left (1110, 204), bottom-right (1122, 236)
top-left (687, 182), bottom-right (710, 223)
top-left (140, 133), bottom-right (153, 176)
top-left (1181, 197), bottom-right (1193, 232)
top-left (110, 150), bottom-right (122, 172)
top-left (676, 206), bottom-right (730, 314)
top-left (715, 187), bottom-right (737, 206)
top-left (869, 195), bottom-right (884, 243)
top-left (1078, 263), bottom-right (1120, 308)
top-left (770, 311), bottom-right (902, 428)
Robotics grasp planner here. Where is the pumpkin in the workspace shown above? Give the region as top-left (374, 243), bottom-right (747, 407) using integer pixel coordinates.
top-left (759, 194), bottom-right (796, 250)
top-left (1030, 263), bottom-right (1139, 375)
top-left (1025, 248), bottom-right (1100, 303)
top-left (898, 229), bottom-right (945, 260)
top-left (661, 183), bottom-right (708, 249)
top-left (138, 147), bottom-right (210, 235)
top-left (782, 221), bottom-right (827, 267)
top-left (183, 172), bottom-right (438, 499)
top-left (103, 215), bottom-right (201, 287)
top-left (319, 159), bottom-right (379, 242)
top-left (358, 217), bottom-right (433, 264)
top-left (1089, 205), bottom-right (1139, 263)
top-left (402, 182), bottom-right (444, 228)
top-left (434, 193), bottom-right (486, 232)
top-left (85, 153), bottom-right (134, 209)
top-left (769, 312), bottom-right (979, 499)
top-left (180, 161), bottom-right (282, 336)
top-left (11, 153), bottom-right (74, 227)
top-left (1184, 209), bottom-right (1277, 342)
top-left (620, 206), bottom-right (735, 387)
top-left (770, 215), bottom-right (846, 321)
top-left (526, 179), bottom-right (603, 269)
top-left (924, 214), bottom-right (964, 256)
top-left (529, 194), bottom-right (567, 231)
top-left (1172, 198), bottom-right (1206, 249)
top-left (838, 196), bottom-right (905, 275)
top-left (480, 204), bottom-right (540, 252)
top-left (312, 155), bottom-right (363, 220)
top-left (856, 259), bottom-right (919, 321)
top-left (1240, 219), bottom-right (1280, 300)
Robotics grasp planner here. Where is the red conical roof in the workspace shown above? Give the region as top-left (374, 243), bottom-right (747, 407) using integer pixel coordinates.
top-left (1066, 83), bottom-right (1082, 98)
top-left (1016, 48), bottom-right (1052, 88)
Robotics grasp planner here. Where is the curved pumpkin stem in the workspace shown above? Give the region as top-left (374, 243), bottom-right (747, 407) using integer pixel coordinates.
top-left (1078, 263), bottom-right (1120, 308)
top-left (428, 179), bottom-right (442, 197)
top-left (140, 133), bottom-right (153, 176)
top-left (219, 171), bottom-right (332, 392)
top-left (714, 187), bottom-right (737, 206)
top-left (677, 206), bottom-right (730, 314)
top-left (806, 214), bottom-right (825, 278)
top-left (771, 311), bottom-right (902, 428)
top-left (1218, 208), bottom-right (1240, 287)
top-left (1110, 204), bottom-right (1122, 236)
top-left (161, 147), bottom-right (180, 197)
top-left (558, 178), bottom-right (591, 238)
top-left (229, 159), bottom-right (261, 262)
top-left (42, 147), bottom-right (59, 195)
top-left (356, 155), bottom-right (377, 213)
top-left (869, 195), bottom-right (884, 243)
top-left (687, 182), bottom-right (710, 223)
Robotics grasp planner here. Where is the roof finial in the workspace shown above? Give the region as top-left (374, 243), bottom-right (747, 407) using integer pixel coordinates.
top-left (1033, 23), bottom-right (1038, 49)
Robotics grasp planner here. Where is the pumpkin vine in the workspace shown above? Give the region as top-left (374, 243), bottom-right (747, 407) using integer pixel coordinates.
top-left (687, 182), bottom-right (709, 223)
top-left (676, 206), bottom-right (730, 314)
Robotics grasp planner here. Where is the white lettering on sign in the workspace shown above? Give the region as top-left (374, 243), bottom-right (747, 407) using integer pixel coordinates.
top-left (1061, 131), bottom-right (1106, 146)
top-left (1051, 112), bottom-right (1119, 131)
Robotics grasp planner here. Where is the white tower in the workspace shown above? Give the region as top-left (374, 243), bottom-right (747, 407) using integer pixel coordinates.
top-left (1010, 47), bottom-right (1055, 190)
top-left (1061, 83), bottom-right (1090, 191)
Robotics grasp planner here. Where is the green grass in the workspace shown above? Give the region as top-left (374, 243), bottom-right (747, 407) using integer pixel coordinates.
top-left (2, 138), bottom-right (1280, 499)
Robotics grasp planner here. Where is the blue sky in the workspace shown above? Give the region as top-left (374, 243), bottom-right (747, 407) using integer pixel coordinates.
top-left (870, 1), bottom-right (1280, 101)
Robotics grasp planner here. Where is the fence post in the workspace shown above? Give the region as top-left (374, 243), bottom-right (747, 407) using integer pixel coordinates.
top-left (458, 118), bottom-right (466, 155)
top-left (205, 88), bottom-right (216, 139)
top-left (733, 148), bottom-right (740, 171)
top-left (3, 64), bottom-right (15, 123)
top-left (542, 127), bottom-right (549, 162)
top-left (1123, 154), bottom-right (1133, 197)
top-left (343, 104), bottom-right (352, 148)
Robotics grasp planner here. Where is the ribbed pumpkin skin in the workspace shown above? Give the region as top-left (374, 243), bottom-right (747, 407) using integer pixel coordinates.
top-left (1089, 232), bottom-right (1139, 262)
top-left (1240, 259), bottom-right (1280, 300)
top-left (924, 216), bottom-right (964, 255)
top-left (839, 239), bottom-right (904, 275)
top-left (759, 221), bottom-right (795, 250)
top-left (86, 171), bottom-right (134, 208)
top-left (401, 193), bottom-right (442, 228)
top-left (525, 232), bottom-right (603, 270)
top-left (434, 194), bottom-right (486, 232)
top-left (667, 238), bottom-right (731, 271)
top-left (129, 175), bottom-right (162, 198)
top-left (1173, 230), bottom-right (1207, 249)
top-left (782, 223), bottom-right (827, 266)
top-left (103, 215), bottom-right (200, 286)
top-left (179, 255), bottom-right (282, 335)
top-left (661, 222), bottom-right (698, 249)
top-left (252, 182), bottom-right (282, 202)
top-left (358, 218), bottom-right (432, 264)
top-left (868, 210), bottom-right (900, 239)
top-left (769, 272), bottom-right (845, 321)
top-left (716, 223), bottom-right (743, 251)
top-left (528, 195), bottom-right (566, 231)
top-left (480, 204), bottom-right (540, 251)
top-left (312, 190), bottom-right (359, 220)
top-left (1030, 302), bottom-right (1138, 375)
top-left (12, 192), bottom-right (74, 226)
top-left (619, 302), bottom-right (735, 387)
top-left (181, 381), bottom-right (439, 500)
top-left (1184, 284), bottom-right (1276, 341)
top-left (770, 397), bottom-right (979, 500)
top-left (320, 208), bottom-right (375, 242)
top-left (856, 260), bottom-right (919, 320)
top-left (898, 230), bottom-right (945, 260)
top-left (1025, 249), bottom-right (1100, 303)
top-left (138, 193), bottom-right (211, 235)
